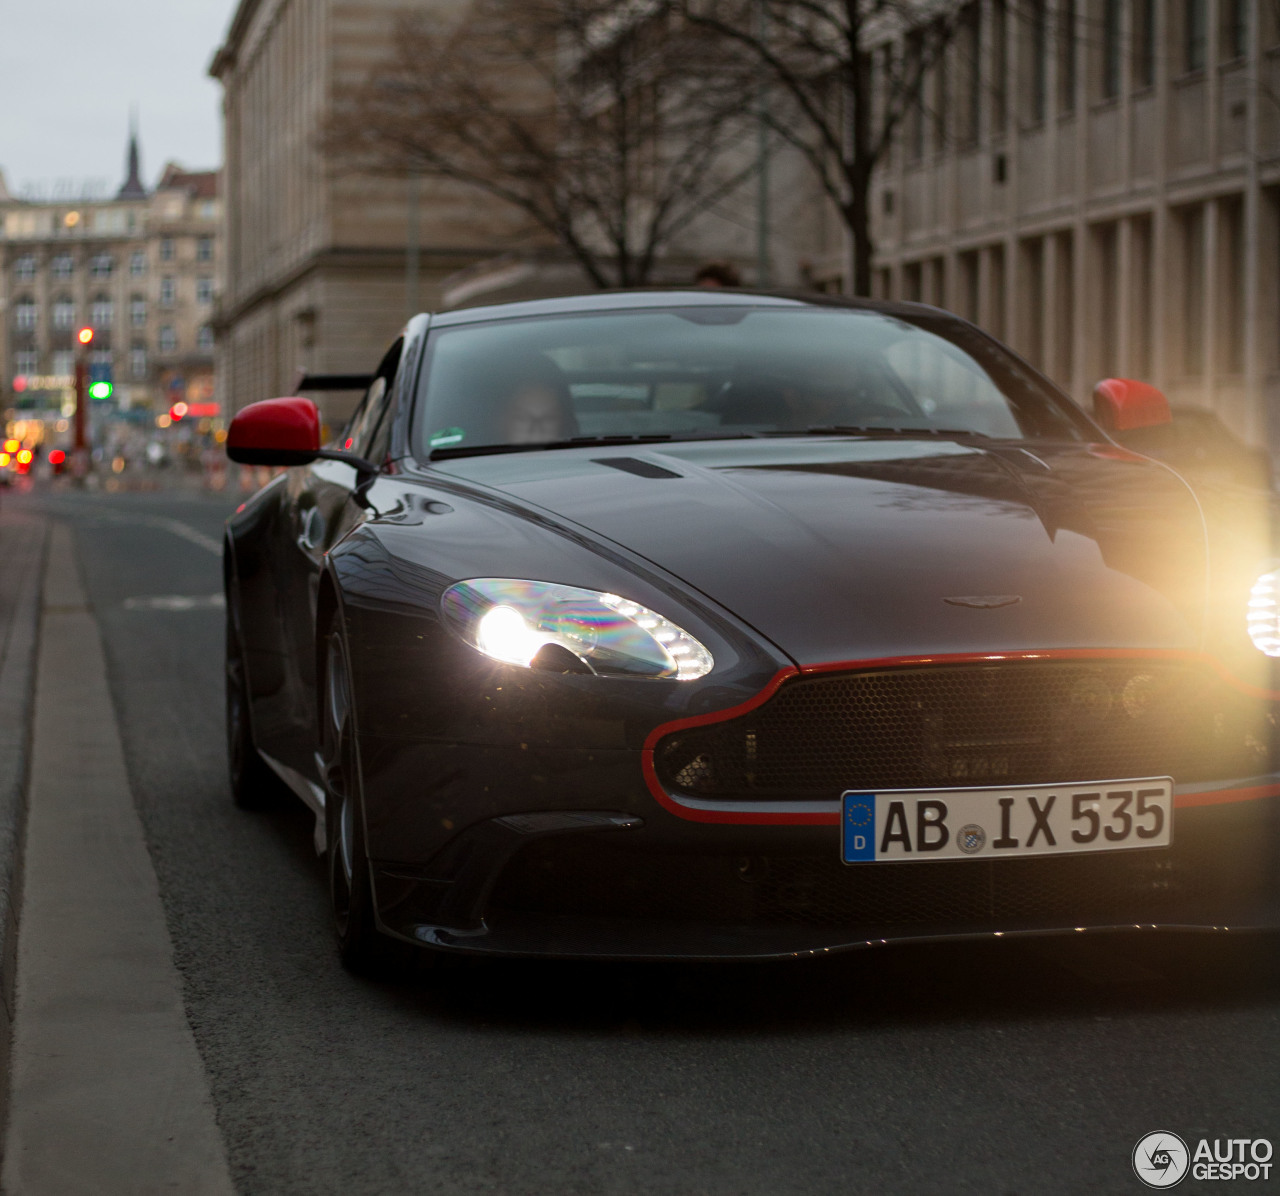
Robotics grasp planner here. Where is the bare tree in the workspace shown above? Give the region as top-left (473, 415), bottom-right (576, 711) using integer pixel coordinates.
top-left (680, 0), bottom-right (970, 296)
top-left (325, 1), bottom-right (755, 288)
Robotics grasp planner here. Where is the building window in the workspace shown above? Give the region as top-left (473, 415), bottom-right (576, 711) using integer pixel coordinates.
top-left (15, 351), bottom-right (38, 377)
top-left (89, 253), bottom-right (114, 279)
top-left (14, 299), bottom-right (37, 331)
top-left (131, 346), bottom-right (147, 379)
top-left (130, 297), bottom-right (147, 327)
top-left (196, 276), bottom-right (213, 305)
top-left (159, 238), bottom-right (175, 262)
top-left (196, 236), bottom-right (213, 262)
top-left (52, 350), bottom-right (74, 378)
top-left (14, 256), bottom-right (36, 282)
top-left (130, 251), bottom-right (147, 277)
top-left (1221, 0), bottom-right (1248, 61)
top-left (1028, 0), bottom-right (1048, 123)
top-left (91, 296), bottom-right (113, 329)
top-left (1133, 0), bottom-right (1156, 88)
top-left (159, 276), bottom-right (176, 307)
top-left (932, 30), bottom-right (948, 152)
top-left (959, 3), bottom-right (981, 147)
top-left (51, 255), bottom-right (73, 280)
top-left (1101, 0), bottom-right (1122, 99)
top-left (53, 298), bottom-right (75, 330)
top-left (1185, 0), bottom-right (1207, 72)
top-left (199, 200), bottom-right (217, 220)
top-left (158, 326), bottom-right (177, 354)
top-left (197, 325), bottom-right (214, 353)
top-left (905, 30), bottom-right (925, 161)
top-left (990, 0), bottom-right (1008, 131)
top-left (1057, 0), bottom-right (1077, 113)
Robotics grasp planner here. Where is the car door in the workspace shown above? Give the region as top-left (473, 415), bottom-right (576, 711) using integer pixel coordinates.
top-left (268, 339), bottom-right (404, 776)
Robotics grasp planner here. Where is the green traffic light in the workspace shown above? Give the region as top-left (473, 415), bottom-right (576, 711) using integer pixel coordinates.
top-left (89, 381), bottom-right (113, 400)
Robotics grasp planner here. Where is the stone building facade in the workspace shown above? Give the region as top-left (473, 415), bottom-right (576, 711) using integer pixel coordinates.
top-left (209, 0), bottom-right (532, 426)
top-left (0, 140), bottom-right (221, 417)
top-left (849, 0), bottom-right (1280, 448)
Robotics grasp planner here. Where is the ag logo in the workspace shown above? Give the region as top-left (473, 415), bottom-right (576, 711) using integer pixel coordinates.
top-left (1133, 1132), bottom-right (1189, 1188)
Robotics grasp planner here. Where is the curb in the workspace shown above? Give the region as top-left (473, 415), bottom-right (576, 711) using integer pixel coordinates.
top-left (0, 515), bottom-right (49, 1136)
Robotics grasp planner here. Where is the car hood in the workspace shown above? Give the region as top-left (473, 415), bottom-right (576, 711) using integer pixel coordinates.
top-left (433, 437), bottom-right (1209, 667)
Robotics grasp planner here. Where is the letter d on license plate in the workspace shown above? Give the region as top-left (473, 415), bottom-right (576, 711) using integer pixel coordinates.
top-left (841, 779), bottom-right (1172, 864)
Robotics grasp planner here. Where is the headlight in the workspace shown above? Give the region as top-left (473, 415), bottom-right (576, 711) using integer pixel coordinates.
top-left (441, 579), bottom-right (714, 679)
top-left (1248, 566), bottom-right (1280, 656)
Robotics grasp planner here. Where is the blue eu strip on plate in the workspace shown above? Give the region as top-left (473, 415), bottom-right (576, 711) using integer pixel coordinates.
top-left (842, 793), bottom-right (876, 863)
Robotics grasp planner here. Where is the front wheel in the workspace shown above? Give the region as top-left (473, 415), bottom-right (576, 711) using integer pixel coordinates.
top-left (320, 621), bottom-right (416, 977)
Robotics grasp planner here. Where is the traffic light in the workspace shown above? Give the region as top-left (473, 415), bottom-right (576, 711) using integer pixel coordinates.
top-left (169, 401), bottom-right (189, 422)
top-left (77, 327), bottom-right (94, 346)
top-left (88, 359), bottom-right (113, 401)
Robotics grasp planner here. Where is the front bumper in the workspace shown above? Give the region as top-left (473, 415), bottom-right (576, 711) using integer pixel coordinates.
top-left (370, 789), bottom-right (1280, 961)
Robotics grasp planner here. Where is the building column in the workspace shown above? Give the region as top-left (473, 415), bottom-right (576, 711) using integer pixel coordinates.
top-left (1243, 0), bottom-right (1264, 444)
top-left (1043, 233), bottom-right (1059, 384)
top-left (1203, 196), bottom-right (1220, 406)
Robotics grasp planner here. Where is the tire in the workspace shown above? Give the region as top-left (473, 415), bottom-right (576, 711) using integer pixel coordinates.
top-left (320, 619), bottom-right (417, 978)
top-left (226, 609), bottom-right (280, 810)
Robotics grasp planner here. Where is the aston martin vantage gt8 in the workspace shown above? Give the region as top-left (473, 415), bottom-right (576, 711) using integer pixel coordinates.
top-left (223, 290), bottom-right (1280, 972)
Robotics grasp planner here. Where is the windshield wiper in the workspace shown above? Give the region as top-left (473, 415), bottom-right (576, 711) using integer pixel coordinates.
top-left (789, 425), bottom-right (991, 439)
top-left (428, 431), bottom-right (761, 462)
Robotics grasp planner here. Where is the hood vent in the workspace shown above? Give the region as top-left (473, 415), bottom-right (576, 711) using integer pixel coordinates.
top-left (593, 456), bottom-right (682, 480)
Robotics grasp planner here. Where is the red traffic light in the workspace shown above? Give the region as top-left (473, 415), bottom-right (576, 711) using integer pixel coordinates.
top-left (170, 401), bottom-right (189, 422)
top-left (77, 327), bottom-right (94, 345)
top-left (48, 449), bottom-right (66, 466)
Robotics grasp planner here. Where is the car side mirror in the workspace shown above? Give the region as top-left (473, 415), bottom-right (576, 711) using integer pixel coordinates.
top-left (226, 397), bottom-right (321, 465)
top-left (1092, 378), bottom-right (1172, 435)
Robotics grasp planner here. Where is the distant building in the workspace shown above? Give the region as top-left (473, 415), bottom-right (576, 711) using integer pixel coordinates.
top-left (0, 128), bottom-right (222, 417)
top-left (856, 0), bottom-right (1280, 449)
top-left (209, 0), bottom-right (531, 427)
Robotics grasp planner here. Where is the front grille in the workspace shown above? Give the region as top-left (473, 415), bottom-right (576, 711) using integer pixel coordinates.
top-left (654, 661), bottom-right (1278, 802)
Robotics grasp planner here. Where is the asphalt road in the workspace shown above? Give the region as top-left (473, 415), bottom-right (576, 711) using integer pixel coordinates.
top-left (13, 486), bottom-right (1280, 1195)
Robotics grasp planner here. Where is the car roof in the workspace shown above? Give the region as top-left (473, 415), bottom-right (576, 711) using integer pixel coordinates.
top-left (426, 288), bottom-right (951, 328)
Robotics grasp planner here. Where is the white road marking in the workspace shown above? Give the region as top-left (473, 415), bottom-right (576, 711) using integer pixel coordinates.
top-left (2, 525), bottom-right (234, 1195)
top-left (134, 514), bottom-right (222, 556)
top-left (123, 593), bottom-right (226, 611)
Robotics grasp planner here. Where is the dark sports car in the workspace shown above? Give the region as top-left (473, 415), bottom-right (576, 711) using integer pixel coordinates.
top-left (224, 290), bottom-right (1280, 972)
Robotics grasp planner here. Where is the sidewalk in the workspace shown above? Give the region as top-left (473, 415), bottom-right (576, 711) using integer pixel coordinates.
top-left (0, 511), bottom-right (48, 1135)
top-left (0, 525), bottom-right (232, 1195)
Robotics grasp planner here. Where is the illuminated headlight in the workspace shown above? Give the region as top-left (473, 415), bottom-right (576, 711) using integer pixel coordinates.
top-left (441, 579), bottom-right (714, 679)
top-left (1247, 567), bottom-right (1280, 656)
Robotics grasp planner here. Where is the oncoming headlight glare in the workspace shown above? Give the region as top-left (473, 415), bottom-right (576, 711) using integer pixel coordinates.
top-left (1247, 567), bottom-right (1280, 656)
top-left (442, 579), bottom-right (714, 679)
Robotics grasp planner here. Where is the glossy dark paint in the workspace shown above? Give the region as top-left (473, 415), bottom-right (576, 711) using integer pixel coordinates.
top-left (224, 293), bottom-right (1280, 960)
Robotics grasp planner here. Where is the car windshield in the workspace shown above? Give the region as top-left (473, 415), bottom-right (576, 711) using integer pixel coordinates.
top-left (414, 305), bottom-right (1086, 456)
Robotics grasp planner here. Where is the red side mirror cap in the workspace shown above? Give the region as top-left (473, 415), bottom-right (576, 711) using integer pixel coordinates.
top-left (1092, 378), bottom-right (1172, 434)
top-left (226, 397), bottom-right (321, 466)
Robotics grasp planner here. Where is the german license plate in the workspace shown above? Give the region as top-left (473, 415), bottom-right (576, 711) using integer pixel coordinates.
top-left (840, 778), bottom-right (1172, 864)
